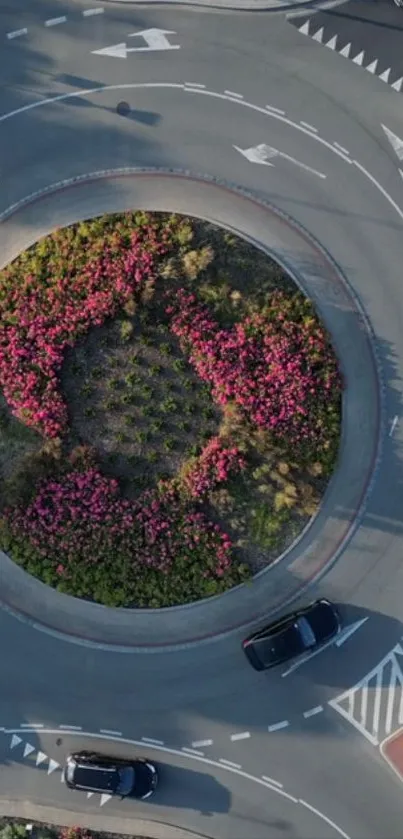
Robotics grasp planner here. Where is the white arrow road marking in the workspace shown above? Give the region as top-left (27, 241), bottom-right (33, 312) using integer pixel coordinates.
top-left (36, 751), bottom-right (47, 766)
top-left (335, 617), bottom-right (369, 647)
top-left (233, 144), bottom-right (275, 165)
top-left (100, 793), bottom-right (112, 806)
top-left (23, 743), bottom-right (35, 757)
top-left (382, 124), bottom-right (403, 161)
top-left (282, 618), bottom-right (368, 677)
top-left (234, 143), bottom-right (326, 178)
top-left (92, 28), bottom-right (180, 58)
top-left (10, 734), bottom-right (22, 749)
top-left (47, 759), bottom-right (60, 774)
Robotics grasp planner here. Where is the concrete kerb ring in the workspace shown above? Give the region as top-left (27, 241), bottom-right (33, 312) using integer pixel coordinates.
top-left (0, 167), bottom-right (382, 651)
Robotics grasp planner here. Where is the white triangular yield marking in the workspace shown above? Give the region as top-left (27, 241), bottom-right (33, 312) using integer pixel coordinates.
top-left (381, 124), bottom-right (403, 160)
top-left (36, 751), bottom-right (47, 766)
top-left (87, 792), bottom-right (94, 798)
top-left (299, 20), bottom-right (310, 35)
top-left (339, 42), bottom-right (351, 58)
top-left (379, 68), bottom-right (391, 83)
top-left (366, 59), bottom-right (378, 74)
top-left (47, 759), bottom-right (60, 774)
top-left (352, 51), bottom-right (365, 66)
top-left (392, 77), bottom-right (403, 92)
top-left (92, 43), bottom-right (127, 59)
top-left (100, 793), bottom-right (112, 806)
top-left (10, 735), bottom-right (22, 750)
top-left (312, 27), bottom-right (324, 43)
top-left (23, 743), bottom-right (35, 757)
top-left (325, 35), bottom-right (337, 50)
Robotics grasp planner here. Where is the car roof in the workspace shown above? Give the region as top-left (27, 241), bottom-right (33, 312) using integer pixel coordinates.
top-left (73, 763), bottom-right (119, 792)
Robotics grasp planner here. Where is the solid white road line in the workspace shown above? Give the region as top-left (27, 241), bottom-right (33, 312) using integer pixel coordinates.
top-left (266, 104), bottom-right (285, 115)
top-left (268, 720), bottom-right (289, 732)
top-left (141, 737), bottom-right (164, 745)
top-left (300, 121), bottom-right (318, 133)
top-left (224, 90), bottom-right (243, 99)
top-left (182, 747), bottom-right (205, 756)
top-left (299, 799), bottom-right (350, 839)
top-left (333, 142), bottom-right (349, 155)
top-left (59, 725), bottom-right (82, 731)
top-left (45, 17), bottom-right (67, 27)
top-left (303, 705), bottom-right (323, 718)
top-left (230, 731), bottom-right (251, 741)
top-left (82, 7), bottom-right (105, 15)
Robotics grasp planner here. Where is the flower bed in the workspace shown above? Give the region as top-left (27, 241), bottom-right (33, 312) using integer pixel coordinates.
top-left (0, 820), bottom-right (151, 839)
top-left (0, 212), bottom-right (342, 607)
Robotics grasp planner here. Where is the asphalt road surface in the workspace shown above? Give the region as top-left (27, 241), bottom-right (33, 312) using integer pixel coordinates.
top-left (1, 0), bottom-right (403, 837)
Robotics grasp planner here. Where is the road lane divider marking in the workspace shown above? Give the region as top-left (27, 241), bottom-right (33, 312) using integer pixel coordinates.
top-left (100, 729), bottom-right (122, 736)
top-left (83, 7), bottom-right (105, 15)
top-left (303, 706), bottom-right (324, 718)
top-left (191, 739), bottom-right (213, 747)
top-left (299, 799), bottom-right (350, 839)
top-left (184, 83), bottom-right (206, 89)
top-left (20, 723), bottom-right (44, 729)
top-left (333, 142), bottom-right (349, 155)
top-left (224, 90), bottom-right (243, 99)
top-left (45, 17), bottom-right (67, 27)
top-left (58, 725), bottom-right (82, 730)
top-left (262, 775), bottom-right (283, 788)
top-left (268, 720), bottom-right (289, 732)
top-left (182, 747), bottom-right (205, 756)
top-left (219, 758), bottom-right (241, 769)
top-left (300, 121), bottom-right (318, 133)
top-left (141, 736), bottom-right (164, 745)
top-left (6, 29), bottom-right (28, 40)
top-left (230, 731), bottom-right (251, 741)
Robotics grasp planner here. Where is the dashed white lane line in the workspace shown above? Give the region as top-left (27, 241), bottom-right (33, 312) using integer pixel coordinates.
top-left (224, 90), bottom-right (244, 99)
top-left (262, 775), bottom-right (284, 788)
top-left (45, 16), bottom-right (67, 27)
top-left (185, 83), bottom-right (206, 89)
top-left (303, 705), bottom-right (324, 719)
top-left (268, 720), bottom-right (290, 732)
top-left (141, 736), bottom-right (164, 746)
top-left (230, 731), bottom-right (251, 741)
top-left (59, 724), bottom-right (82, 731)
top-left (300, 121), bottom-right (318, 133)
top-left (389, 415), bottom-right (398, 437)
top-left (219, 758), bottom-right (242, 769)
top-left (266, 105), bottom-right (286, 115)
top-left (6, 28), bottom-right (28, 40)
top-left (334, 142), bottom-right (350, 155)
top-left (83, 7), bottom-right (105, 15)
top-left (20, 723), bottom-right (43, 729)
top-left (191, 739), bottom-right (213, 748)
top-left (182, 747), bottom-right (205, 757)
top-left (100, 729), bottom-right (122, 736)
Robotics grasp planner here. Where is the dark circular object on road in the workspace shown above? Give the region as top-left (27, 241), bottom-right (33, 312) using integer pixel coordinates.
top-left (117, 101), bottom-right (131, 116)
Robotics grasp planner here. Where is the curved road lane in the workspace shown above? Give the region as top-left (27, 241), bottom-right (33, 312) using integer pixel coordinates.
top-left (1, 3), bottom-right (403, 838)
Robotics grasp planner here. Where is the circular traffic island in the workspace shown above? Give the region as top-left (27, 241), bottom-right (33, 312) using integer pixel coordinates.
top-left (0, 209), bottom-right (342, 609)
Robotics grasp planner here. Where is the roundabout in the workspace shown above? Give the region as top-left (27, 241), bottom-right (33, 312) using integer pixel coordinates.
top-left (1, 2), bottom-right (403, 838)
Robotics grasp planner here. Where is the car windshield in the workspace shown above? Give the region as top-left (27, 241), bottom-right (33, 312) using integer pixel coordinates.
top-left (116, 766), bottom-right (135, 796)
top-left (296, 616), bottom-right (316, 648)
top-left (254, 623), bottom-right (304, 667)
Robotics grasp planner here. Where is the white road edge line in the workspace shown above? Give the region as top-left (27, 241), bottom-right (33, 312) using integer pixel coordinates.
top-left (268, 721), bottom-right (289, 732)
top-left (182, 747), bottom-right (205, 756)
top-left (191, 739), bottom-right (213, 747)
top-left (45, 17), bottom-right (67, 27)
top-left (100, 729), bottom-right (122, 736)
top-left (262, 775), bottom-right (283, 788)
top-left (82, 7), bottom-right (105, 15)
top-left (303, 705), bottom-right (323, 718)
top-left (141, 737), bottom-right (164, 745)
top-left (219, 758), bottom-right (242, 769)
top-left (7, 28), bottom-right (28, 40)
top-left (224, 90), bottom-right (243, 99)
top-left (353, 159), bottom-right (403, 222)
top-left (299, 799), bottom-right (350, 839)
top-left (230, 731), bottom-right (251, 741)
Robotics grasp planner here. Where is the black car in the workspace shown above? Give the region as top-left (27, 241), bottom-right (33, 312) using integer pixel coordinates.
top-left (64, 751), bottom-right (158, 799)
top-left (242, 599), bottom-right (340, 671)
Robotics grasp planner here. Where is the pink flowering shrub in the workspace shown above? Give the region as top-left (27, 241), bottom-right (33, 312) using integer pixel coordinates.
top-left (0, 469), bottom-right (249, 606)
top-left (0, 224), bottom-right (169, 438)
top-left (166, 288), bottom-right (341, 454)
top-left (182, 436), bottom-right (246, 499)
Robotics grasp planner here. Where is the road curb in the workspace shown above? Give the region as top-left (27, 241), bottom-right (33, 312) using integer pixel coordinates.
top-left (0, 804), bottom-right (211, 839)
top-left (93, 0), bottom-right (335, 10)
top-left (0, 168), bottom-right (381, 651)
